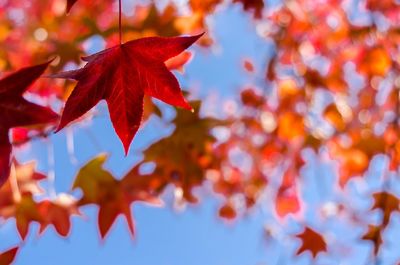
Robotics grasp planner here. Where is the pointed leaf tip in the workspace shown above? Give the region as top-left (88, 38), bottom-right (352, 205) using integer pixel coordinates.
top-left (184, 32), bottom-right (205, 46)
top-left (123, 142), bottom-right (131, 156)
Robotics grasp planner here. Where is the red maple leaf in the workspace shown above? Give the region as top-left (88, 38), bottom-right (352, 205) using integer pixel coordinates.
top-left (295, 227), bottom-right (327, 258)
top-left (0, 62), bottom-right (59, 187)
top-left (53, 34), bottom-right (203, 153)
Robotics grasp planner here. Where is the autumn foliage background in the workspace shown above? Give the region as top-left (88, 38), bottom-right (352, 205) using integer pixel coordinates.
top-left (1, 0), bottom-right (400, 264)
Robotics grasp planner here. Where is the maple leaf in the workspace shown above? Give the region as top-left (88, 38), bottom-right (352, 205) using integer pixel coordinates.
top-left (0, 161), bottom-right (46, 239)
top-left (138, 4), bottom-right (182, 37)
top-left (53, 34), bottom-right (203, 153)
top-left (48, 40), bottom-right (84, 72)
top-left (0, 161), bottom-right (78, 239)
top-left (0, 160), bottom-right (46, 207)
top-left (14, 194), bottom-right (43, 239)
top-left (0, 246), bottom-right (18, 265)
top-left (371, 192), bottom-right (399, 226)
top-left (362, 225), bottom-right (383, 255)
top-left (143, 101), bottom-right (224, 203)
top-left (0, 62), bottom-right (59, 187)
top-left (38, 196), bottom-right (79, 237)
top-left (73, 154), bottom-right (161, 238)
top-left (295, 227), bottom-right (327, 258)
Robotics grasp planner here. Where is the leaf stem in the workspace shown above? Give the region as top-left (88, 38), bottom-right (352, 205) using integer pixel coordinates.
top-left (119, 0), bottom-right (122, 45)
